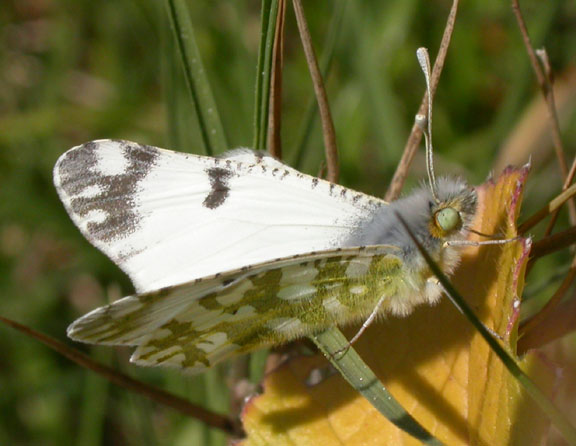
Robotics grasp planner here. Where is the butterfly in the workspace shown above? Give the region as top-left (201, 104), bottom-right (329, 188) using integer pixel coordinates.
top-left (54, 138), bottom-right (477, 374)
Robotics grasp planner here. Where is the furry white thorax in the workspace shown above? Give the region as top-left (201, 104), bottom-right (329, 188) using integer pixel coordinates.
top-left (345, 177), bottom-right (477, 316)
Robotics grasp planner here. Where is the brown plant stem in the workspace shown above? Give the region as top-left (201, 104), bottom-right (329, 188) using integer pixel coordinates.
top-left (268, 0), bottom-right (286, 159)
top-left (0, 315), bottom-right (237, 436)
top-left (520, 257), bottom-right (576, 340)
top-left (511, 0), bottom-right (576, 228)
top-left (530, 225), bottom-right (576, 260)
top-left (518, 289), bottom-right (576, 354)
top-left (518, 183), bottom-right (576, 234)
top-left (385, 0), bottom-right (459, 201)
top-left (292, 0), bottom-right (339, 183)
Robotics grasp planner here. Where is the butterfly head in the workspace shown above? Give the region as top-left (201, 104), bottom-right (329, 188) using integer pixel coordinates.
top-left (426, 177), bottom-right (477, 241)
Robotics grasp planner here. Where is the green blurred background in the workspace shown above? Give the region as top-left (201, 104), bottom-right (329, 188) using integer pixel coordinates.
top-left (2, 0), bottom-right (576, 444)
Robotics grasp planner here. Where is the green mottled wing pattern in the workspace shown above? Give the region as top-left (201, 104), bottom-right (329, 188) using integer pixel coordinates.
top-left (68, 246), bottom-right (407, 373)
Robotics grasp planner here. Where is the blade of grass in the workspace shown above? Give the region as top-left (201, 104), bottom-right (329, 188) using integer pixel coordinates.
top-left (161, 5), bottom-right (194, 151)
top-left (77, 349), bottom-right (112, 446)
top-left (164, 0), bottom-right (228, 155)
top-left (253, 0), bottom-right (280, 152)
top-left (310, 328), bottom-right (443, 445)
top-left (347, 0), bottom-right (416, 167)
top-left (205, 369), bottom-right (230, 446)
top-left (395, 213), bottom-right (576, 445)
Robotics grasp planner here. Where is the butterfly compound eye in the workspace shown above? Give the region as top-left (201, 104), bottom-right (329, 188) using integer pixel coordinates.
top-left (435, 207), bottom-right (460, 232)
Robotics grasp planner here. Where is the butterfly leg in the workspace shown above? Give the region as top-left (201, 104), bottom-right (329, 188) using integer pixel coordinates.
top-left (332, 294), bottom-right (387, 358)
top-left (447, 233), bottom-right (521, 247)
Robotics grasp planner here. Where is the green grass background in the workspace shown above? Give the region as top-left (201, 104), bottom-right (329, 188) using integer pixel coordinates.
top-left (1, 0), bottom-right (576, 444)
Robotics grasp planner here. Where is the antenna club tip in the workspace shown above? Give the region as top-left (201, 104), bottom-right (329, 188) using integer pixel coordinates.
top-left (416, 48), bottom-right (430, 67)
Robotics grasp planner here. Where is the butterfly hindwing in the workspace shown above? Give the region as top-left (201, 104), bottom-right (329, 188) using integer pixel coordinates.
top-left (68, 246), bottom-right (404, 373)
top-left (54, 140), bottom-right (386, 293)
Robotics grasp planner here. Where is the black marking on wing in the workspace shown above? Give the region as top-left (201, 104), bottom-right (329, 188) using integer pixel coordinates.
top-left (203, 167), bottom-right (233, 209)
top-left (57, 141), bottom-right (159, 242)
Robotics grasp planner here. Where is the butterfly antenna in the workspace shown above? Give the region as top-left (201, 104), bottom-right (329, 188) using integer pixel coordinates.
top-left (415, 47), bottom-right (439, 203)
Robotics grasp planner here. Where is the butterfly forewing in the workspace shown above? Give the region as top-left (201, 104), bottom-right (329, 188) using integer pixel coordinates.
top-left (68, 246), bottom-right (403, 373)
top-left (54, 140), bottom-right (385, 293)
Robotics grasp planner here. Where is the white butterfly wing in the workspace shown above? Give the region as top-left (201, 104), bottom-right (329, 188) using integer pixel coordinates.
top-left (67, 246), bottom-right (403, 373)
top-left (54, 140), bottom-right (386, 293)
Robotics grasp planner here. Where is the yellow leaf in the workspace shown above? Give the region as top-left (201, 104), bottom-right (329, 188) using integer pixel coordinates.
top-left (241, 167), bottom-right (557, 446)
